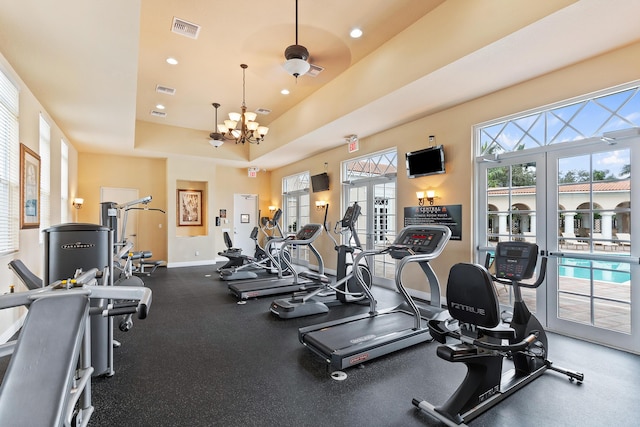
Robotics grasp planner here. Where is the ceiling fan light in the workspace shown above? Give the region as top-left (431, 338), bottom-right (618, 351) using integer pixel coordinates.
top-left (209, 138), bottom-right (224, 148)
top-left (244, 111), bottom-right (257, 122)
top-left (283, 58), bottom-right (310, 77)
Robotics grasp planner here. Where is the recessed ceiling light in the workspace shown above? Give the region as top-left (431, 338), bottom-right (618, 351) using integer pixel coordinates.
top-left (350, 28), bottom-right (363, 39)
top-left (166, 57), bottom-right (178, 65)
top-left (155, 104), bottom-right (165, 110)
top-left (281, 89), bottom-right (290, 95)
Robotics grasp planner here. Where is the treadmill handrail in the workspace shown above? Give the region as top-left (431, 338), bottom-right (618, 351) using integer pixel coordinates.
top-left (353, 225), bottom-right (452, 327)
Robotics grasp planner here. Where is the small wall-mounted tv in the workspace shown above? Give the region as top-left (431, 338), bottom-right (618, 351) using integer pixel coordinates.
top-left (310, 172), bottom-right (330, 192)
top-left (406, 145), bottom-right (445, 178)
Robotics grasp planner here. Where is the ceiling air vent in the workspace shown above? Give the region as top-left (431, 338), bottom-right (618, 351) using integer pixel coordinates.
top-left (150, 110), bottom-right (167, 118)
top-left (171, 17), bottom-right (200, 39)
top-left (255, 108), bottom-right (271, 115)
top-left (307, 64), bottom-right (324, 77)
top-left (155, 85), bottom-right (176, 95)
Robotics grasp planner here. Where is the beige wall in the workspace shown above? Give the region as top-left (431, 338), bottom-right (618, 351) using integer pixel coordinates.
top-left (166, 158), bottom-right (272, 266)
top-left (77, 153), bottom-right (168, 261)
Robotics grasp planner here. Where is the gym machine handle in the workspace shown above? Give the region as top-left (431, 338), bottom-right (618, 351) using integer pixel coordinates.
top-left (105, 306), bottom-right (146, 318)
top-left (490, 256), bottom-right (548, 289)
top-left (464, 331), bottom-right (539, 352)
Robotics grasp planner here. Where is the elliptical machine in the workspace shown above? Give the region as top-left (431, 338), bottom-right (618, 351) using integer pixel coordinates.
top-left (269, 202), bottom-right (372, 319)
top-left (412, 241), bottom-right (584, 426)
top-left (219, 208), bottom-right (291, 281)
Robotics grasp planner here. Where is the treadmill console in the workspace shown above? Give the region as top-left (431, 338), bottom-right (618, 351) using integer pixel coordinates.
top-left (389, 226), bottom-right (449, 260)
top-left (494, 241), bottom-right (538, 281)
top-left (294, 224), bottom-right (322, 241)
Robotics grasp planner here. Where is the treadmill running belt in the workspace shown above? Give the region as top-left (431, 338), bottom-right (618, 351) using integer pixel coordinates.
top-left (303, 311), bottom-right (418, 354)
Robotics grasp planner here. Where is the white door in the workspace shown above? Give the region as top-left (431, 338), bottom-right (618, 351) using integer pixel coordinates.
top-left (546, 138), bottom-right (638, 352)
top-left (344, 178), bottom-right (397, 287)
top-left (233, 194), bottom-right (258, 254)
top-left (101, 187), bottom-right (139, 249)
top-left (284, 190), bottom-right (310, 265)
top-left (477, 138), bottom-right (639, 353)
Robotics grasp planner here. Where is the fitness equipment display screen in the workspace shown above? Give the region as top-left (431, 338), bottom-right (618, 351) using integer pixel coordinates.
top-left (340, 203), bottom-right (360, 227)
top-left (494, 241), bottom-right (538, 281)
top-left (390, 227), bottom-right (447, 259)
top-left (294, 224), bottom-right (321, 240)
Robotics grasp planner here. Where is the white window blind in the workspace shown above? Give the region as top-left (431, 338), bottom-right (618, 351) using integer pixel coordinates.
top-left (39, 114), bottom-right (50, 240)
top-left (60, 139), bottom-right (69, 223)
top-left (0, 69), bottom-right (19, 254)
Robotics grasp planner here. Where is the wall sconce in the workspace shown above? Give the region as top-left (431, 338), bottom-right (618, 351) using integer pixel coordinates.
top-left (72, 198), bottom-right (84, 209)
top-left (426, 190), bottom-right (436, 205)
top-left (416, 191), bottom-right (425, 206)
top-left (315, 201), bottom-right (327, 210)
top-left (268, 205), bottom-right (276, 213)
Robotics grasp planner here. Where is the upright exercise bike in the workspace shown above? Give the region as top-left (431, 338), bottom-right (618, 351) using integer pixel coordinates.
top-left (413, 241), bottom-right (584, 426)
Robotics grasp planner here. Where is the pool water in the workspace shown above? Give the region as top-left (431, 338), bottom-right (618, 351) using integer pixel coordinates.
top-left (559, 258), bottom-right (630, 284)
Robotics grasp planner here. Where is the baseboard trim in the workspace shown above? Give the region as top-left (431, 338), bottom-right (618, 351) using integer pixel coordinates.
top-left (167, 257), bottom-right (225, 269)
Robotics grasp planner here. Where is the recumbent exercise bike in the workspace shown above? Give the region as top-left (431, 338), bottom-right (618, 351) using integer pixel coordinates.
top-left (413, 241), bottom-right (584, 426)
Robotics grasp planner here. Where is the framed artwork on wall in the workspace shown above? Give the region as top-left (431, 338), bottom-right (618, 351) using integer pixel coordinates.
top-left (177, 189), bottom-right (203, 226)
top-left (20, 143), bottom-right (40, 229)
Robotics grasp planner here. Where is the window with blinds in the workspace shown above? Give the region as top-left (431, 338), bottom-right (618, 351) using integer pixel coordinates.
top-left (0, 68), bottom-right (19, 254)
top-left (39, 114), bottom-right (50, 241)
top-left (61, 139), bottom-right (69, 223)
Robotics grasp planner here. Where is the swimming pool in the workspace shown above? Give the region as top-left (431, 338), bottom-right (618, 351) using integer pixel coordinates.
top-left (559, 258), bottom-right (631, 284)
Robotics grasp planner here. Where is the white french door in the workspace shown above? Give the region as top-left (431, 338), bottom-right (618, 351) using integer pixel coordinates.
top-left (476, 153), bottom-right (546, 319)
top-left (477, 137), bottom-right (639, 353)
top-left (546, 138), bottom-right (638, 352)
top-left (283, 190), bottom-right (310, 265)
top-left (343, 177), bottom-right (397, 287)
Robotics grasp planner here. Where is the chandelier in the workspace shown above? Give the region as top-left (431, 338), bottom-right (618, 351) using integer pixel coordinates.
top-left (210, 64), bottom-right (268, 145)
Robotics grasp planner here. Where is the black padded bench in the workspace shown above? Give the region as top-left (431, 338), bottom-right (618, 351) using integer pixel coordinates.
top-left (0, 293), bottom-right (90, 426)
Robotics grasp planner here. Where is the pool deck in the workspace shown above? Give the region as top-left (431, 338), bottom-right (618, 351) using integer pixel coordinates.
top-left (496, 275), bottom-right (631, 334)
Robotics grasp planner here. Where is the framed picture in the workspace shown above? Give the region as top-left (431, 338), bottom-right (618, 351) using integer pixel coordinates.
top-left (20, 143), bottom-right (40, 229)
top-left (177, 189), bottom-right (203, 226)
top-left (240, 214), bottom-right (250, 223)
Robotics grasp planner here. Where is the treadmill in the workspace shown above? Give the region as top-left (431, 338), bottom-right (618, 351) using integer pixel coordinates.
top-left (298, 224), bottom-right (451, 371)
top-left (228, 223), bottom-right (325, 300)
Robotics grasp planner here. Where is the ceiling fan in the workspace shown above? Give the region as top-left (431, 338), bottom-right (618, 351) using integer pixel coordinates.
top-left (282, 0), bottom-right (323, 79)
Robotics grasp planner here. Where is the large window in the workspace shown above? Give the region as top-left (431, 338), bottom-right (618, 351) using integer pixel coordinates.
top-left (476, 82), bottom-right (640, 353)
top-left (60, 140), bottom-right (69, 223)
top-left (39, 114), bottom-right (50, 240)
top-left (479, 85), bottom-right (640, 156)
top-left (282, 171), bottom-right (310, 264)
top-left (0, 69), bottom-right (19, 254)
top-left (343, 149), bottom-right (397, 285)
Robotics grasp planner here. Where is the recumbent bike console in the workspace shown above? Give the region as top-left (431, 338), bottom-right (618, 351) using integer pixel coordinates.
top-left (494, 241), bottom-right (537, 281)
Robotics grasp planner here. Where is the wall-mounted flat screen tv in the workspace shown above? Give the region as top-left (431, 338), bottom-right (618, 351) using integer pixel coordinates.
top-left (311, 172), bottom-right (330, 192)
top-left (406, 145), bottom-right (445, 178)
